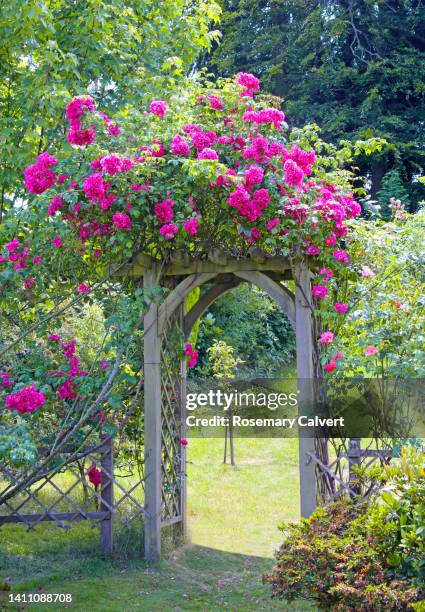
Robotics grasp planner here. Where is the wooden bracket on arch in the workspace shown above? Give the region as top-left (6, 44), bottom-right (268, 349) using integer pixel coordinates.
top-left (183, 276), bottom-right (244, 338)
top-left (157, 273), bottom-right (218, 335)
top-left (234, 270), bottom-right (295, 325)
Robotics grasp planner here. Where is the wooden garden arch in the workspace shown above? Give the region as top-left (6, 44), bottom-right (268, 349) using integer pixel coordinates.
top-left (0, 251), bottom-right (388, 555)
top-left (127, 251), bottom-right (318, 560)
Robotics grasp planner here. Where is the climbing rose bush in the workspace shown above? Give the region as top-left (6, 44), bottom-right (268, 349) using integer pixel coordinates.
top-left (0, 73), bottom-right (383, 469)
top-left (13, 74), bottom-right (363, 267)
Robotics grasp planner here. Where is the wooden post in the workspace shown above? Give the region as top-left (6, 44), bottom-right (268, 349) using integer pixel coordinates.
top-left (348, 438), bottom-right (361, 496)
top-left (295, 262), bottom-right (317, 518)
top-left (143, 266), bottom-right (162, 560)
top-left (100, 437), bottom-right (114, 554)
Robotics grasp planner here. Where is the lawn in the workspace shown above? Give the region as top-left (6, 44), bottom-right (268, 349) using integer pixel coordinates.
top-left (0, 438), bottom-right (313, 611)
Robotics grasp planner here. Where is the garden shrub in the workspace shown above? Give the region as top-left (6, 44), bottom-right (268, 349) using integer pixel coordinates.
top-left (264, 447), bottom-right (425, 611)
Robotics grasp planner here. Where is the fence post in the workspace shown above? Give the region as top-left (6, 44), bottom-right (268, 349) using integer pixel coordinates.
top-left (348, 438), bottom-right (361, 496)
top-left (100, 436), bottom-right (114, 554)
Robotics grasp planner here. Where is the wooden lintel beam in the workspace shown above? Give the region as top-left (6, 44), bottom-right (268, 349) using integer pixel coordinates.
top-left (162, 256), bottom-right (293, 276)
top-left (133, 252), bottom-right (157, 268)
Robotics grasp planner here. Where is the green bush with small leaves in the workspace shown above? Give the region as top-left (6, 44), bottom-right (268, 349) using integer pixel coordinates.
top-left (264, 447), bottom-right (425, 611)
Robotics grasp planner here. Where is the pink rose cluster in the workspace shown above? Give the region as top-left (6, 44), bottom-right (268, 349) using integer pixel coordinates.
top-left (48, 335), bottom-right (88, 400)
top-left (5, 385), bottom-right (46, 415)
top-left (24, 152), bottom-right (58, 194)
top-left (208, 95), bottom-right (223, 110)
top-left (3, 239), bottom-right (30, 270)
top-left (159, 223), bottom-right (179, 239)
top-left (184, 344), bottom-right (199, 368)
top-left (314, 186), bottom-right (361, 241)
top-left (66, 95), bottom-right (96, 146)
top-left (243, 136), bottom-right (284, 164)
top-left (183, 217), bottom-right (199, 236)
top-left (324, 352), bottom-right (344, 373)
top-left (48, 195), bottom-right (64, 216)
top-left (150, 100), bottom-right (168, 118)
top-left (171, 134), bottom-right (190, 156)
top-left (283, 145), bottom-right (316, 176)
top-left (243, 108), bottom-right (285, 130)
top-left (99, 154), bottom-right (134, 175)
top-left (112, 212), bottom-right (132, 231)
top-left (235, 72), bottom-right (260, 97)
top-left (197, 147), bottom-right (219, 160)
top-left (183, 125), bottom-right (218, 153)
top-left (155, 200), bottom-right (175, 223)
top-left (227, 183), bottom-right (270, 223)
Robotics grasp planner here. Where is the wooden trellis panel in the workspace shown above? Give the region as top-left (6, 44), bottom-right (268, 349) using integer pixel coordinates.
top-left (0, 438), bottom-right (145, 554)
top-left (160, 305), bottom-right (185, 528)
top-left (308, 438), bottom-right (393, 503)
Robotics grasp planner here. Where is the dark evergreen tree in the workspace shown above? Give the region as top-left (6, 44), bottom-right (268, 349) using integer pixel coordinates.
top-left (377, 168), bottom-right (411, 218)
top-left (208, 0), bottom-right (425, 207)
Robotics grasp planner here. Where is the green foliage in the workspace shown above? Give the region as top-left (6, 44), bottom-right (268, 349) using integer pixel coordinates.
top-left (0, 423), bottom-right (37, 467)
top-left (264, 448), bottom-right (425, 610)
top-left (377, 447), bottom-right (425, 581)
top-left (326, 209), bottom-right (425, 379)
top-left (210, 0), bottom-right (425, 205)
top-left (192, 284), bottom-right (295, 377)
top-left (207, 339), bottom-right (243, 378)
top-left (0, 0), bottom-right (221, 216)
top-left (186, 287), bottom-right (201, 346)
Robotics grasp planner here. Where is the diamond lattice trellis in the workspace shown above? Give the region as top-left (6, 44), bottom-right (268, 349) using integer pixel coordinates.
top-left (160, 305), bottom-right (184, 526)
top-left (0, 439), bottom-right (145, 552)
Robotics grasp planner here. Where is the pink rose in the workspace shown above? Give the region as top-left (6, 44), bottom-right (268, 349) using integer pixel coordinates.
top-left (306, 245), bottom-right (320, 256)
top-left (149, 100), bottom-right (168, 118)
top-left (112, 212), bottom-right (132, 230)
top-left (320, 331), bottom-right (334, 345)
top-left (312, 285), bottom-right (328, 299)
top-left (334, 303), bottom-right (348, 315)
top-left (183, 217), bottom-right (199, 236)
top-left (332, 249), bottom-right (350, 264)
top-left (159, 224), bottom-right (178, 239)
top-left (5, 239), bottom-right (19, 252)
top-left (154, 200), bottom-right (175, 223)
top-left (77, 283), bottom-right (91, 294)
top-left (361, 265), bottom-right (374, 277)
top-left (197, 148), bottom-right (219, 160)
top-left (6, 385), bottom-right (46, 414)
top-left (364, 345), bottom-right (378, 356)
top-left (266, 218), bottom-right (280, 231)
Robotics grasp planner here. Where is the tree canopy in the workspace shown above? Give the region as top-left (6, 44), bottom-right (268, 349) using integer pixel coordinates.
top-left (209, 0), bottom-right (425, 207)
top-left (0, 0), bottom-right (221, 218)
